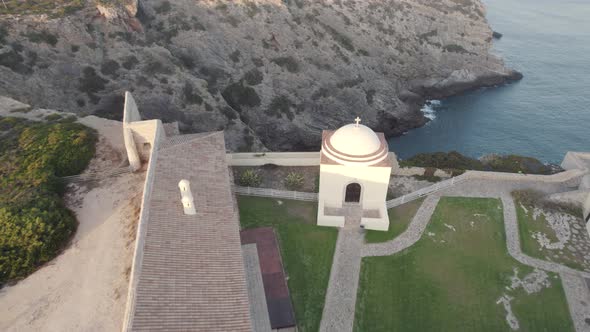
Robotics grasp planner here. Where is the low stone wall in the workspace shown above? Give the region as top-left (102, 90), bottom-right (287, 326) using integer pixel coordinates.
top-left (227, 152), bottom-right (321, 166)
top-left (392, 166), bottom-right (452, 178)
top-left (562, 151), bottom-right (590, 171)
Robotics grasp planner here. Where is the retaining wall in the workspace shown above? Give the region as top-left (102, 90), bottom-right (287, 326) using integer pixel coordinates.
top-left (227, 152), bottom-right (321, 166)
top-left (121, 122), bottom-right (163, 331)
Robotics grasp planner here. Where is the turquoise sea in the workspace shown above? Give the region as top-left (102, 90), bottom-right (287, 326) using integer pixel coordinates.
top-left (389, 0), bottom-right (590, 163)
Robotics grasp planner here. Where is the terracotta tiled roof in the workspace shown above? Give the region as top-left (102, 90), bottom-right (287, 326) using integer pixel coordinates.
top-left (126, 132), bottom-right (252, 331)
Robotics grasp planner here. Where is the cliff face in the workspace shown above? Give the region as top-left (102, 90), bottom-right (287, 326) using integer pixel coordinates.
top-left (0, 0), bottom-right (520, 151)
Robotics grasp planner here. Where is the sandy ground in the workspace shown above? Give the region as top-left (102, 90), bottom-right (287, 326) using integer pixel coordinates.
top-left (0, 113), bottom-right (144, 332)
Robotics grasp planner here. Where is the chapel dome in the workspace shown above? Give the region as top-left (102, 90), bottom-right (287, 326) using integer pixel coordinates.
top-left (321, 122), bottom-right (389, 166)
top-left (329, 124), bottom-right (381, 156)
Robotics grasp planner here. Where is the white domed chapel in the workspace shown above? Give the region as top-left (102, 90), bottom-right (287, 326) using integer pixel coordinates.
top-left (317, 118), bottom-right (392, 231)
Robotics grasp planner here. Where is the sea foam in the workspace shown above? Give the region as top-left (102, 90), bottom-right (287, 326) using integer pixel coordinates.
top-left (421, 100), bottom-right (440, 120)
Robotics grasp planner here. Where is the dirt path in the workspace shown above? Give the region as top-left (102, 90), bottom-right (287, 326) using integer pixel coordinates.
top-left (0, 116), bottom-right (143, 332)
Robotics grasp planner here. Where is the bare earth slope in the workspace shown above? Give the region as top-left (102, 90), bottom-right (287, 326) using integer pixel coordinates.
top-left (0, 0), bottom-right (520, 151)
top-left (0, 114), bottom-right (144, 332)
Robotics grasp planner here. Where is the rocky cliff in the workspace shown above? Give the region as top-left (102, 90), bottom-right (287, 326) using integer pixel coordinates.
top-left (0, 0), bottom-right (521, 151)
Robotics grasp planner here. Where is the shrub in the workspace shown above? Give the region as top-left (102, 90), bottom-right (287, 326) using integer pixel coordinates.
top-left (400, 151), bottom-right (483, 170)
top-left (265, 95), bottom-right (294, 120)
top-left (0, 49), bottom-right (30, 74)
top-left (183, 82), bottom-right (203, 105)
top-left (314, 175), bottom-right (320, 193)
top-left (121, 55), bottom-right (139, 70)
top-left (243, 68), bottom-right (263, 85)
top-left (100, 59), bottom-right (120, 77)
top-left (78, 67), bottom-right (108, 95)
top-left (443, 44), bottom-right (470, 54)
top-left (0, 24), bottom-right (7, 45)
top-left (0, 118), bottom-right (96, 285)
top-left (238, 169), bottom-right (262, 187)
top-left (481, 154), bottom-right (551, 175)
top-left (144, 59), bottom-right (173, 75)
top-left (284, 172), bottom-right (304, 190)
top-left (221, 81), bottom-right (261, 112)
top-left (45, 113), bottom-right (63, 121)
top-left (25, 30), bottom-right (58, 46)
top-left (220, 107), bottom-right (237, 120)
top-left (271, 56), bottom-right (300, 73)
top-left (512, 189), bottom-right (581, 217)
top-left (154, 0), bottom-right (172, 14)
top-left (0, 0), bottom-right (83, 17)
top-left (229, 50), bottom-right (241, 63)
top-left (401, 151), bottom-right (551, 175)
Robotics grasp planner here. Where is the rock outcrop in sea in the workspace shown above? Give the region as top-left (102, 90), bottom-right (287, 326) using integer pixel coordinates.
top-left (0, 0), bottom-right (521, 151)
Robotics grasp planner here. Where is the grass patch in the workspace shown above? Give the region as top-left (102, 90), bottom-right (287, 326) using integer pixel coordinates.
top-left (513, 190), bottom-right (588, 271)
top-left (0, 0), bottom-right (84, 17)
top-left (0, 117), bottom-right (96, 285)
top-left (365, 198), bottom-right (425, 244)
top-left (238, 196), bottom-right (337, 332)
top-left (355, 197), bottom-right (574, 332)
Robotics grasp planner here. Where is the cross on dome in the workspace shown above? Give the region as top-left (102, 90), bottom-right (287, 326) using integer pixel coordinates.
top-left (354, 116), bottom-right (361, 127)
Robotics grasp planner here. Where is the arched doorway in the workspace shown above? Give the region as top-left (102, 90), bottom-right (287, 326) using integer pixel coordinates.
top-left (345, 183), bottom-right (361, 203)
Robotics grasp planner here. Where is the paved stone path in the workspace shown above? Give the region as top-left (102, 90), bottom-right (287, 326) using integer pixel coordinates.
top-left (319, 206), bottom-right (365, 332)
top-left (362, 195), bottom-right (440, 257)
top-left (561, 272), bottom-right (590, 332)
top-left (320, 175), bottom-right (590, 332)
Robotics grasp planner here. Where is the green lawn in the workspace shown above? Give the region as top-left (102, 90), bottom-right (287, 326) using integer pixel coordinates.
top-left (355, 197), bottom-right (574, 332)
top-left (365, 198), bottom-right (425, 243)
top-left (514, 200), bottom-right (589, 272)
top-left (237, 196), bottom-right (338, 332)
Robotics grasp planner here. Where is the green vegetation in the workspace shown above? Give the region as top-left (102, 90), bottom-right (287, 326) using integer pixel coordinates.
top-left (413, 167), bottom-right (443, 182)
top-left (121, 55), bottom-right (139, 70)
top-left (44, 113), bottom-right (63, 121)
top-left (271, 56), bottom-right (300, 73)
top-left (78, 66), bottom-right (107, 95)
top-left (0, 117), bottom-right (96, 285)
top-left (229, 50), bottom-right (241, 63)
top-left (100, 59), bottom-right (120, 78)
top-left (154, 0), bottom-right (171, 14)
top-left (355, 197), bottom-right (574, 331)
top-left (318, 21), bottom-right (355, 52)
top-left (512, 190), bottom-right (587, 271)
top-left (400, 151), bottom-right (552, 175)
top-left (284, 172), bottom-right (304, 191)
top-left (483, 154), bottom-right (552, 175)
top-left (400, 151), bottom-right (483, 170)
top-left (238, 169), bottom-right (261, 187)
top-left (25, 30), bottom-right (58, 46)
top-left (182, 82), bottom-right (203, 105)
top-left (243, 68), bottom-right (263, 85)
top-left (238, 197), bottom-right (337, 332)
top-left (443, 44), bottom-right (472, 55)
top-left (265, 95), bottom-right (294, 120)
top-left (0, 0), bottom-right (84, 17)
top-left (365, 198), bottom-right (425, 244)
top-left (221, 81), bottom-right (261, 112)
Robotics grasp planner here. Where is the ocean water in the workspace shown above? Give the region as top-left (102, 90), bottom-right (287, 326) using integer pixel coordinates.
top-left (389, 0), bottom-right (590, 163)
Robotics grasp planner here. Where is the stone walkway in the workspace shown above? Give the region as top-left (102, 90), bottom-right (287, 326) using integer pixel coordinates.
top-left (362, 195), bottom-right (440, 257)
top-left (319, 206), bottom-right (364, 332)
top-left (320, 175), bottom-right (590, 332)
